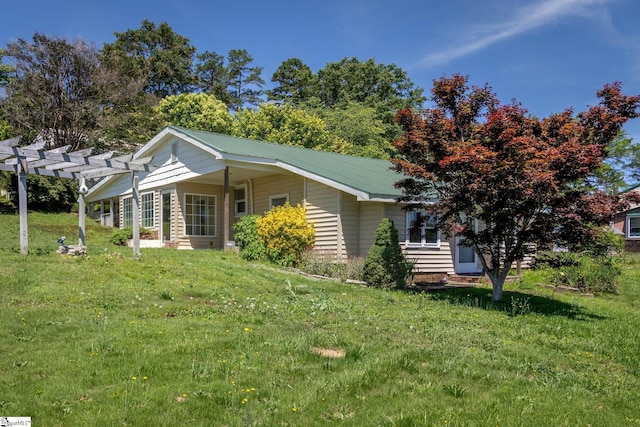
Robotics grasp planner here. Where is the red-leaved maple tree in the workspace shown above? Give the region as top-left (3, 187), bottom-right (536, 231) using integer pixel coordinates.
top-left (392, 74), bottom-right (640, 301)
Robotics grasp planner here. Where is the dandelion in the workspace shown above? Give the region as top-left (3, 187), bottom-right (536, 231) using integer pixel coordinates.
top-left (292, 406), bottom-right (297, 413)
top-left (131, 376), bottom-right (137, 381)
top-left (243, 327), bottom-right (251, 332)
top-left (143, 376), bottom-right (148, 380)
top-left (241, 398), bottom-right (248, 404)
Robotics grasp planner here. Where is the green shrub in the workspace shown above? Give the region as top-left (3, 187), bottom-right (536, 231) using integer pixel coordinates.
top-left (363, 218), bottom-right (410, 289)
top-left (109, 227), bottom-right (153, 246)
top-left (256, 203), bottom-right (315, 267)
top-left (550, 254), bottom-right (622, 294)
top-left (232, 214), bottom-right (266, 261)
top-left (532, 251), bottom-right (581, 270)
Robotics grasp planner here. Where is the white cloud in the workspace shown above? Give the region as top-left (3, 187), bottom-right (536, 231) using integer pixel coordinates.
top-left (414, 0), bottom-right (620, 68)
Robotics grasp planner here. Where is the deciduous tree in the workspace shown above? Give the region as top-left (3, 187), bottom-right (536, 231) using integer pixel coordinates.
top-left (393, 74), bottom-right (640, 301)
top-left (590, 131), bottom-right (640, 194)
top-left (156, 92), bottom-right (233, 134)
top-left (232, 103), bottom-right (351, 152)
top-left (313, 102), bottom-right (392, 159)
top-left (2, 33), bottom-right (139, 150)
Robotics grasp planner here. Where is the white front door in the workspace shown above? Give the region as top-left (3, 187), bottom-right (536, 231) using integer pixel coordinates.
top-left (455, 236), bottom-right (481, 273)
top-left (455, 218), bottom-right (482, 274)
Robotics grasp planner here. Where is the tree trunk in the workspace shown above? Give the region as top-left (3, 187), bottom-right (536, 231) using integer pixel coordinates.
top-left (486, 267), bottom-right (510, 302)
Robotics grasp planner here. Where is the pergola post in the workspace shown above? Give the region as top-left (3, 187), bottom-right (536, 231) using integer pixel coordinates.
top-left (78, 177), bottom-right (88, 247)
top-left (132, 174), bottom-right (141, 257)
top-left (18, 159), bottom-right (28, 255)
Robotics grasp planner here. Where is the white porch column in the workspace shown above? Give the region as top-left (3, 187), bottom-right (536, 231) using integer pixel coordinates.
top-left (109, 198), bottom-right (115, 227)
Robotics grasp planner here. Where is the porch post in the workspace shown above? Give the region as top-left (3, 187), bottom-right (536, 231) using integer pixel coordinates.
top-left (224, 166), bottom-right (230, 250)
top-left (78, 177), bottom-right (88, 247)
top-left (109, 198), bottom-right (115, 227)
top-left (132, 174), bottom-right (140, 257)
top-left (18, 159), bottom-right (28, 255)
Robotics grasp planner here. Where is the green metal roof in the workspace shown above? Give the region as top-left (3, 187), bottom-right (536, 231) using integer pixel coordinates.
top-left (169, 126), bottom-right (405, 200)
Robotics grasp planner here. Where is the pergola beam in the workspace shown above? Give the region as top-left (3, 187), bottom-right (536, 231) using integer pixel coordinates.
top-left (0, 137), bottom-right (156, 256)
top-left (0, 146), bottom-right (153, 172)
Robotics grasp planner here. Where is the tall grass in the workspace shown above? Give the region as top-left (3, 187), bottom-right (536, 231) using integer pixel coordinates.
top-left (1, 212), bottom-right (639, 425)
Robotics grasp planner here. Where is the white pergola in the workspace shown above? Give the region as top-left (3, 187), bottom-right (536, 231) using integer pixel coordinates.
top-left (0, 137), bottom-right (156, 256)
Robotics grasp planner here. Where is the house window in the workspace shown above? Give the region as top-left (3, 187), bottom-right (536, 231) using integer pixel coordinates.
top-left (269, 194), bottom-right (289, 209)
top-left (627, 215), bottom-right (640, 238)
top-left (234, 185), bottom-right (247, 216)
top-left (122, 197), bottom-right (132, 228)
top-left (141, 192), bottom-right (155, 228)
top-left (184, 194), bottom-right (216, 236)
top-left (406, 211), bottom-right (439, 247)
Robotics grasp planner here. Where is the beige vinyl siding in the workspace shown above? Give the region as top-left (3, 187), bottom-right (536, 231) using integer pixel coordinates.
top-left (174, 182), bottom-right (224, 249)
top-left (252, 174), bottom-right (304, 215)
top-left (306, 180), bottom-right (340, 256)
top-left (384, 204), bottom-right (456, 274)
top-left (358, 202), bottom-right (385, 257)
top-left (340, 193), bottom-right (360, 259)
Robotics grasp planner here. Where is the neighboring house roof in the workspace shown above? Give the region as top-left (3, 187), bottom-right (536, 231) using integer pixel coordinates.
top-left (622, 182), bottom-right (640, 193)
top-left (89, 126), bottom-right (416, 202)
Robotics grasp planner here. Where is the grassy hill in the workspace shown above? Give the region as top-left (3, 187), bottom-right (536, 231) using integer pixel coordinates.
top-left (1, 212), bottom-right (639, 426)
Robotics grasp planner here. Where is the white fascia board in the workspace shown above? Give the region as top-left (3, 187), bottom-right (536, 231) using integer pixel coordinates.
top-left (144, 127), bottom-right (224, 160)
top-left (86, 175), bottom-right (116, 201)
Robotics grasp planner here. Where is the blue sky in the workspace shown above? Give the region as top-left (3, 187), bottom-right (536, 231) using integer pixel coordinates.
top-left (2, 0), bottom-right (640, 143)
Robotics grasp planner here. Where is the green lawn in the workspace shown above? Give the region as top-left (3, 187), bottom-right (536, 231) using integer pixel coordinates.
top-left (1, 212), bottom-right (640, 426)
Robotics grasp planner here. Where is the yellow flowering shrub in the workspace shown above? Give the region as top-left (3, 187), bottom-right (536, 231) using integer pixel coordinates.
top-left (256, 203), bottom-right (315, 266)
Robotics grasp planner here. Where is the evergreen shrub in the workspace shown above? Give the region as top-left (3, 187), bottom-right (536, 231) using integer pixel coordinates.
top-left (363, 218), bottom-right (410, 289)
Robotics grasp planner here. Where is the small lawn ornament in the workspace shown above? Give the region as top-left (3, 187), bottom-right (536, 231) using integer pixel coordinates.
top-left (56, 236), bottom-right (86, 256)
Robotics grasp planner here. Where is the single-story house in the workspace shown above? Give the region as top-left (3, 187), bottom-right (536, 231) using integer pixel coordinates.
top-left (86, 126), bottom-right (485, 280)
top-left (613, 183), bottom-right (640, 252)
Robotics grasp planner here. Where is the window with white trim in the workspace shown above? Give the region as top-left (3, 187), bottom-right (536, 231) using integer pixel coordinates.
top-left (141, 192), bottom-right (155, 228)
top-left (122, 197), bottom-right (133, 228)
top-left (406, 211), bottom-right (439, 247)
top-left (184, 194), bottom-right (216, 236)
top-left (627, 214), bottom-right (640, 238)
top-left (234, 185), bottom-right (247, 216)
top-left (269, 194), bottom-right (289, 209)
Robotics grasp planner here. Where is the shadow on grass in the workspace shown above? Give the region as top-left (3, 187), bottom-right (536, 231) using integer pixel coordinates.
top-left (418, 286), bottom-right (605, 320)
